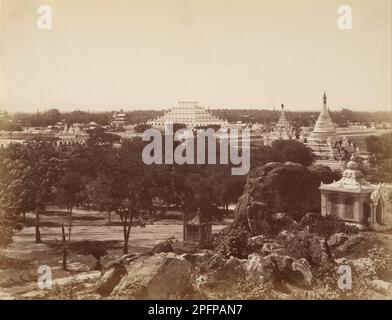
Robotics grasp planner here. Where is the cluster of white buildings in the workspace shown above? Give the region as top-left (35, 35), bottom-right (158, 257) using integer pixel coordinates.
top-left (147, 101), bottom-right (228, 129)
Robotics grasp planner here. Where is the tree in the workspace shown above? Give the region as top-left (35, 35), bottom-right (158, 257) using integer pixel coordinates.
top-left (251, 146), bottom-right (285, 168)
top-left (134, 123), bottom-right (152, 133)
top-left (45, 108), bottom-right (61, 125)
top-left (271, 140), bottom-right (314, 166)
top-left (56, 172), bottom-right (83, 215)
top-left (0, 140), bottom-right (59, 243)
top-left (365, 133), bottom-right (392, 183)
top-left (86, 173), bottom-right (117, 223)
top-left (0, 208), bottom-right (18, 248)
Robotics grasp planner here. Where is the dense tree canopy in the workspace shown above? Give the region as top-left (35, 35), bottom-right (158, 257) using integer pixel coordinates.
top-left (365, 133), bottom-right (392, 182)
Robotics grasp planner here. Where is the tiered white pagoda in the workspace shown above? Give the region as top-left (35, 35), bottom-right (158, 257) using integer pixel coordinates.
top-left (307, 92), bottom-right (338, 159)
top-left (263, 104), bottom-right (296, 146)
top-left (147, 101), bottom-right (228, 129)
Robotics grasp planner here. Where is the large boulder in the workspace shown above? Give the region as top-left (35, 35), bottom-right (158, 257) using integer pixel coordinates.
top-left (234, 162), bottom-right (336, 234)
top-left (109, 253), bottom-right (192, 299)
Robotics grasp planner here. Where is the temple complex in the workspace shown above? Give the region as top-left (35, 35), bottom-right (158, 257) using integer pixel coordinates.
top-left (320, 156), bottom-right (392, 230)
top-left (147, 101), bottom-right (228, 129)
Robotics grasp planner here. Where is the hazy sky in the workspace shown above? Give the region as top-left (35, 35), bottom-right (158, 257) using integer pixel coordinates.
top-left (0, 0), bottom-right (391, 112)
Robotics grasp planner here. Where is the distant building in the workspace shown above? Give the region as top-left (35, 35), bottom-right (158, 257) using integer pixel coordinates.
top-left (147, 101), bottom-right (228, 129)
top-left (111, 110), bottom-right (126, 128)
top-left (56, 123), bottom-right (89, 145)
top-left (263, 104), bottom-right (296, 145)
top-left (0, 109), bottom-right (8, 121)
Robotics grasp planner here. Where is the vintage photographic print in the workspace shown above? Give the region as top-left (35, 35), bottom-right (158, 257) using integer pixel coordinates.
top-left (0, 0), bottom-right (391, 303)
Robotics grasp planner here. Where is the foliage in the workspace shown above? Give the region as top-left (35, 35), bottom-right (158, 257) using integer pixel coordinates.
top-left (365, 133), bottom-right (392, 183)
top-left (214, 226), bottom-right (251, 259)
top-left (235, 280), bottom-right (280, 300)
top-left (305, 262), bottom-right (369, 300)
top-left (271, 140), bottom-right (314, 166)
top-left (367, 246), bottom-right (392, 281)
top-left (295, 214), bottom-right (359, 238)
top-left (0, 209), bottom-right (18, 248)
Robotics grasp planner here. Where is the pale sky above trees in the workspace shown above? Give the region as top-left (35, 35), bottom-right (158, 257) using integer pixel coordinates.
top-left (0, 0), bottom-right (391, 112)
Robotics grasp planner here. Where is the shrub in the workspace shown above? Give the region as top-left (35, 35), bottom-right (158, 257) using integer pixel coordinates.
top-left (367, 246), bottom-right (392, 281)
top-left (214, 226), bottom-right (251, 259)
top-left (296, 213), bottom-right (359, 238)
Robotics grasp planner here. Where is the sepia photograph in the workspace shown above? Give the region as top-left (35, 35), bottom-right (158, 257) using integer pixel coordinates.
top-left (0, 0), bottom-right (391, 307)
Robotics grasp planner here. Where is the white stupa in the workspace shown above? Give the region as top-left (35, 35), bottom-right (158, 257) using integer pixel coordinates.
top-left (307, 92), bottom-right (338, 160)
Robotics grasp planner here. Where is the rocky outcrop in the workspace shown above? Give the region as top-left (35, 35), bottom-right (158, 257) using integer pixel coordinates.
top-left (95, 262), bottom-right (127, 296)
top-left (234, 162), bottom-right (336, 235)
top-left (334, 234), bottom-right (366, 256)
top-left (203, 252), bottom-right (313, 288)
top-left (286, 230), bottom-right (332, 266)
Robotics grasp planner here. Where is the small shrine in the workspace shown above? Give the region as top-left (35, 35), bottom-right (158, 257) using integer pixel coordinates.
top-left (184, 210), bottom-right (212, 248)
top-left (319, 156), bottom-right (392, 230)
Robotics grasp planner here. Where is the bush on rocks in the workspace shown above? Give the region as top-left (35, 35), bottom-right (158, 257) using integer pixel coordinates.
top-left (296, 213), bottom-right (359, 238)
top-left (214, 226), bottom-right (251, 259)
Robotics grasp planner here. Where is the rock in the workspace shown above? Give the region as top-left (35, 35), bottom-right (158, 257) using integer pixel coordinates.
top-left (262, 242), bottom-right (285, 255)
top-left (150, 239), bottom-right (175, 254)
top-left (278, 230), bottom-right (296, 242)
top-left (269, 254), bottom-right (313, 288)
top-left (335, 257), bottom-right (349, 265)
top-left (370, 279), bottom-right (392, 296)
top-left (336, 234), bottom-right (366, 255)
top-left (286, 230), bottom-right (331, 266)
top-left (181, 252), bottom-right (213, 265)
top-left (111, 252), bottom-right (192, 299)
top-left (308, 235), bottom-right (331, 266)
top-left (96, 262), bottom-right (127, 296)
top-left (234, 162), bottom-right (337, 232)
top-left (249, 235), bottom-right (268, 247)
top-left (290, 258), bottom-right (313, 288)
top-left (270, 254), bottom-right (294, 274)
top-left (220, 256), bottom-right (247, 280)
top-left (206, 254), bottom-right (228, 271)
top-left (245, 201), bottom-right (272, 235)
top-left (327, 233), bottom-right (349, 248)
top-left (245, 254), bottom-right (275, 284)
top-left (272, 213), bottom-right (297, 232)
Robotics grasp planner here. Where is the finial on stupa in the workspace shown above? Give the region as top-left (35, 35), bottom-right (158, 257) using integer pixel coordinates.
top-left (323, 91), bottom-right (327, 105)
